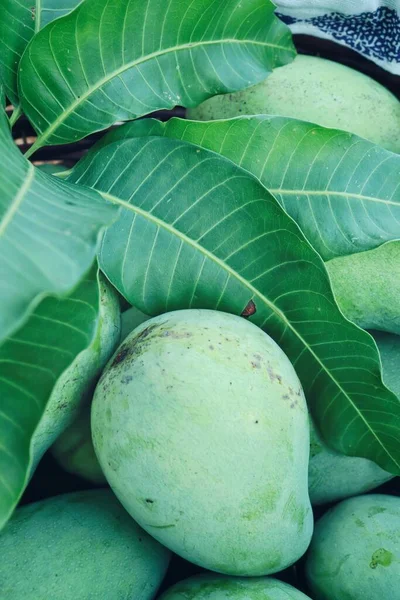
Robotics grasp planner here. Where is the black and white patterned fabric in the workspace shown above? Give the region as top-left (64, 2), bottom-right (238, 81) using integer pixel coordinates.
top-left (275, 1), bottom-right (400, 75)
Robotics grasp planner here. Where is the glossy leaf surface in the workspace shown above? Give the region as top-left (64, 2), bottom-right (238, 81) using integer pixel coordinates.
top-left (90, 116), bottom-right (400, 259)
top-left (69, 136), bottom-right (400, 475)
top-left (0, 0), bottom-right (81, 106)
top-left (0, 267), bottom-right (100, 529)
top-left (19, 0), bottom-right (295, 153)
top-left (0, 107), bottom-right (116, 342)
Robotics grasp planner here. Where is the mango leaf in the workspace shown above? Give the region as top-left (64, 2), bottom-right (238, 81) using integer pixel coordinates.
top-left (371, 331), bottom-right (400, 399)
top-left (89, 117), bottom-right (400, 260)
top-left (69, 136), bottom-right (400, 475)
top-left (41, 0), bottom-right (83, 28)
top-left (0, 266), bottom-right (100, 530)
top-left (0, 106), bottom-right (116, 343)
top-left (0, 1), bottom-right (34, 106)
top-left (0, 0), bottom-right (81, 108)
top-left (20, 0), bottom-right (295, 156)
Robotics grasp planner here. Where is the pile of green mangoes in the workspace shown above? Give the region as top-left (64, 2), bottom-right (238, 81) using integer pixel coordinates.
top-left (2, 56), bottom-right (399, 600)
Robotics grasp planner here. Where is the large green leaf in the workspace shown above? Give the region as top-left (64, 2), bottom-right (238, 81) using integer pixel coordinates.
top-left (89, 117), bottom-right (400, 260)
top-left (20, 0), bottom-right (295, 156)
top-left (69, 136), bottom-right (400, 474)
top-left (0, 0), bottom-right (81, 107)
top-left (0, 266), bottom-right (100, 529)
top-left (0, 106), bottom-right (116, 343)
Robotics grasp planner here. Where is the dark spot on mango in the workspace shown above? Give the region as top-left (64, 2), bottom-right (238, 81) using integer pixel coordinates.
top-left (111, 323), bottom-right (163, 368)
top-left (161, 329), bottom-right (192, 339)
top-left (355, 518), bottom-right (365, 528)
top-left (111, 347), bottom-right (129, 367)
top-left (267, 364), bottom-right (282, 384)
top-left (368, 506), bottom-right (386, 518)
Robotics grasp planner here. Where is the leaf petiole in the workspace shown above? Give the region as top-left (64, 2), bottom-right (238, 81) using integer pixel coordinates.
top-left (54, 169), bottom-right (73, 179)
top-left (9, 106), bottom-right (22, 129)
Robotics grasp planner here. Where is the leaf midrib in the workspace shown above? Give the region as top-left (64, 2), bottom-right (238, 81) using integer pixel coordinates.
top-left (100, 189), bottom-right (399, 468)
top-left (35, 0), bottom-right (42, 33)
top-left (26, 36), bottom-right (293, 155)
top-left (269, 188), bottom-right (399, 206)
top-left (0, 163), bottom-right (34, 237)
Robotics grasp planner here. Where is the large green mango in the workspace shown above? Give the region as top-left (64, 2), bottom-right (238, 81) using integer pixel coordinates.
top-left (308, 420), bottom-right (393, 506)
top-left (92, 309), bottom-right (313, 576)
top-left (159, 574), bottom-right (311, 599)
top-left (187, 55), bottom-right (400, 152)
top-left (306, 494), bottom-right (400, 600)
top-left (0, 489), bottom-right (170, 599)
top-left (326, 242), bottom-right (400, 335)
top-left (29, 274), bottom-right (120, 477)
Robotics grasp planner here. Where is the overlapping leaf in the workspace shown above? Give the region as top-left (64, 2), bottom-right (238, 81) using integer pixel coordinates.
top-left (0, 0), bottom-right (81, 107)
top-left (0, 107), bottom-right (116, 342)
top-left (41, 0), bottom-right (83, 28)
top-left (0, 0), bottom-right (34, 106)
top-left (69, 136), bottom-right (400, 474)
top-left (89, 117), bottom-right (400, 259)
top-left (372, 331), bottom-right (400, 399)
top-left (20, 0), bottom-right (295, 155)
top-left (0, 266), bottom-right (100, 530)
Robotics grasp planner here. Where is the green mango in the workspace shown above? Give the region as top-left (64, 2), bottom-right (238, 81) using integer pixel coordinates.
top-left (96, 306), bottom-right (398, 507)
top-left (308, 421), bottom-right (393, 506)
top-left (29, 274), bottom-right (121, 477)
top-left (326, 241), bottom-right (400, 335)
top-left (305, 494), bottom-right (400, 600)
top-left (187, 55), bottom-right (400, 153)
top-left (0, 489), bottom-right (170, 599)
top-left (159, 574), bottom-right (312, 599)
top-left (92, 309), bottom-right (313, 576)
top-left (308, 331), bottom-right (399, 505)
top-left (50, 304), bottom-right (149, 483)
top-left (51, 404), bottom-right (107, 484)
